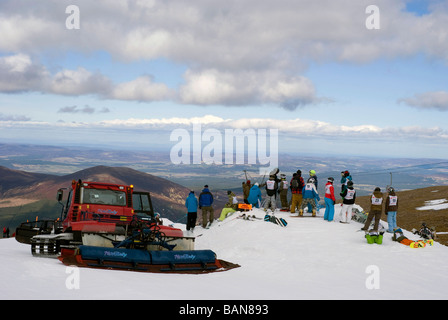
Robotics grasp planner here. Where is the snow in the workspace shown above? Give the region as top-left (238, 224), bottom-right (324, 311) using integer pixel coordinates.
top-left (1, 204), bottom-right (448, 300)
top-left (416, 199), bottom-right (448, 211)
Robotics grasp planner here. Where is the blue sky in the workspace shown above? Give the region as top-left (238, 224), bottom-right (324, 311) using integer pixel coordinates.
top-left (1, 0), bottom-right (448, 160)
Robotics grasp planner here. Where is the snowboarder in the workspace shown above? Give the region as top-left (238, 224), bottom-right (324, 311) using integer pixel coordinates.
top-left (324, 177), bottom-right (336, 222)
top-left (185, 190), bottom-right (198, 232)
top-left (412, 223), bottom-right (436, 240)
top-left (264, 174), bottom-right (278, 212)
top-left (219, 190), bottom-right (238, 221)
top-left (339, 180), bottom-right (356, 223)
top-left (279, 174), bottom-right (289, 210)
top-left (290, 171), bottom-right (305, 214)
top-left (242, 180), bottom-right (251, 204)
top-left (299, 178), bottom-right (320, 217)
top-left (247, 182), bottom-right (262, 208)
top-left (154, 212), bottom-right (163, 225)
top-left (308, 170), bottom-right (319, 212)
top-left (309, 169), bottom-right (318, 188)
top-left (227, 190), bottom-right (238, 210)
top-left (393, 228), bottom-right (433, 248)
top-left (340, 170), bottom-right (352, 194)
top-left (361, 187), bottom-right (383, 232)
top-left (199, 185), bottom-right (214, 228)
top-left (385, 187), bottom-right (399, 233)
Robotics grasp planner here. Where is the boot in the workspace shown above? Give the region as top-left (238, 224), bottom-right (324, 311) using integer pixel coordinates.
top-left (312, 209), bottom-right (316, 217)
top-left (299, 209), bottom-right (303, 217)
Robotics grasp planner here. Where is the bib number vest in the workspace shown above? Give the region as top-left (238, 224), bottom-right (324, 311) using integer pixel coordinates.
top-left (345, 189), bottom-right (355, 200)
top-left (389, 195), bottom-right (397, 206)
top-left (371, 195), bottom-right (383, 205)
top-left (266, 180), bottom-right (275, 190)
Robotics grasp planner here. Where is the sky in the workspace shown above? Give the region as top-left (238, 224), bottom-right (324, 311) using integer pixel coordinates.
top-left (1, 0), bottom-right (448, 161)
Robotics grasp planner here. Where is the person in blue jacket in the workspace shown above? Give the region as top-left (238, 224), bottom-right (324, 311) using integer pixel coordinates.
top-left (299, 178), bottom-right (320, 217)
top-left (185, 190), bottom-right (198, 232)
top-left (199, 185), bottom-right (214, 228)
top-left (247, 182), bottom-right (262, 208)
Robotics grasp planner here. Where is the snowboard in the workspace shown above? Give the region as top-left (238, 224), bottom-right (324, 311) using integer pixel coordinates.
top-left (409, 239), bottom-right (434, 248)
top-left (264, 214), bottom-right (287, 227)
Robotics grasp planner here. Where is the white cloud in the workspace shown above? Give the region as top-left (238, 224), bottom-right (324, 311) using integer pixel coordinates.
top-left (0, 54), bottom-right (171, 102)
top-left (179, 69), bottom-right (319, 109)
top-left (0, 53), bottom-right (48, 92)
top-left (110, 76), bottom-right (173, 101)
top-left (80, 115), bottom-right (448, 142)
top-left (50, 67), bottom-right (112, 96)
top-left (57, 105), bottom-right (109, 114)
top-left (398, 91), bottom-right (448, 111)
top-left (1, 0), bottom-right (446, 65)
top-left (2, 1), bottom-right (448, 108)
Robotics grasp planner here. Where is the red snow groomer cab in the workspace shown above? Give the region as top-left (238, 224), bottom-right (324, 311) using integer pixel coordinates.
top-left (61, 180), bottom-right (145, 233)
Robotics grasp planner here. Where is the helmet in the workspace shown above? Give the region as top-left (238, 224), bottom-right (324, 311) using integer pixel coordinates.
top-left (309, 170), bottom-right (316, 176)
top-left (327, 177), bottom-right (334, 182)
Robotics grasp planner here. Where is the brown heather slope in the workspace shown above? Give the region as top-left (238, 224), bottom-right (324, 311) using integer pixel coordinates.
top-left (353, 186), bottom-right (448, 246)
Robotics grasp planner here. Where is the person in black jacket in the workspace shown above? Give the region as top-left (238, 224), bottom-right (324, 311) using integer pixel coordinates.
top-left (339, 180), bottom-right (356, 223)
top-left (264, 175), bottom-right (278, 212)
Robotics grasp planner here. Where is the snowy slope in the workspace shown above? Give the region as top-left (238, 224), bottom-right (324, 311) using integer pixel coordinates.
top-left (1, 204), bottom-right (448, 300)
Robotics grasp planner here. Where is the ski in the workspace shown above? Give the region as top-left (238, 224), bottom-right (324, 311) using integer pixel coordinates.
top-left (237, 213), bottom-right (262, 221)
top-left (290, 215), bottom-right (317, 218)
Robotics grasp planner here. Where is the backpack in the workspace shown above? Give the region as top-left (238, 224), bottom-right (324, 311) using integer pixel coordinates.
top-left (291, 178), bottom-right (299, 189)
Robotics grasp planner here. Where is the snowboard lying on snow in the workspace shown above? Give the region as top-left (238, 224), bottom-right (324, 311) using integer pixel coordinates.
top-left (264, 214), bottom-right (287, 227)
top-left (393, 228), bottom-right (434, 249)
top-left (401, 238), bottom-right (434, 248)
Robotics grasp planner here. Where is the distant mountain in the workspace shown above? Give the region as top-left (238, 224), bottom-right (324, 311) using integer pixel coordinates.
top-left (0, 166), bottom-right (51, 193)
top-left (0, 165), bottom-right (193, 223)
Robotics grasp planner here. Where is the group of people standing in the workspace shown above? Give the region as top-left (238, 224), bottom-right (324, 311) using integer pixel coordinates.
top-left (361, 186), bottom-right (399, 233)
top-left (184, 185), bottom-right (215, 233)
top-left (242, 169), bottom-right (399, 232)
top-left (242, 169), bottom-right (321, 216)
top-left (183, 169), bottom-right (399, 234)
top-left (324, 171), bottom-right (399, 232)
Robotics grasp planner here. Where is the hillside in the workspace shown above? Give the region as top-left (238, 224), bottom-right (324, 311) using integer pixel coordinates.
top-left (354, 186), bottom-right (448, 246)
top-left (0, 165), bottom-right (223, 229)
top-left (1, 205), bottom-right (448, 303)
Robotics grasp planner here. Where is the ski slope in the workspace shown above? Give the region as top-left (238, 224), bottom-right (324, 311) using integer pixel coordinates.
top-left (1, 205), bottom-right (448, 300)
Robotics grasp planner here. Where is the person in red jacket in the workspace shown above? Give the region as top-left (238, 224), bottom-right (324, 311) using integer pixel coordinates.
top-left (324, 177), bottom-right (336, 221)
